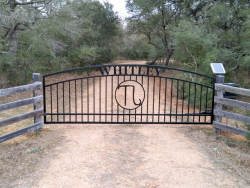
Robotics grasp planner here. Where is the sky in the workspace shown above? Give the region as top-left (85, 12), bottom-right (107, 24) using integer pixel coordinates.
top-left (99, 0), bottom-right (130, 20)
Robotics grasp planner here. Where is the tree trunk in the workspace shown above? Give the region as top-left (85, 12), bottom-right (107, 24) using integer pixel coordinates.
top-left (9, 34), bottom-right (18, 56)
top-left (149, 57), bottom-right (159, 65)
top-left (165, 49), bottom-right (173, 66)
top-left (8, 27), bottom-right (19, 78)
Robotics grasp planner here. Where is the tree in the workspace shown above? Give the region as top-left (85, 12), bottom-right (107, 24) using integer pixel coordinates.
top-left (173, 0), bottom-right (250, 83)
top-left (0, 0), bottom-right (121, 87)
top-left (171, 20), bottom-right (217, 73)
top-left (55, 0), bottom-right (121, 66)
top-left (0, 0), bottom-right (54, 85)
top-left (126, 0), bottom-right (181, 66)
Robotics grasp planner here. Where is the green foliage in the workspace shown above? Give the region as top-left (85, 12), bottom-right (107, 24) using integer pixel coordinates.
top-left (126, 0), bottom-right (250, 87)
top-left (1, 0), bottom-right (250, 90)
top-left (0, 0), bottom-right (121, 87)
top-left (172, 20), bottom-right (218, 73)
top-left (121, 34), bottom-right (153, 59)
top-left (126, 0), bottom-right (178, 65)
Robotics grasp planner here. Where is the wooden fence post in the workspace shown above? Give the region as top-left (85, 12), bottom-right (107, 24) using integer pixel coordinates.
top-left (32, 73), bottom-right (42, 128)
top-left (214, 75), bottom-right (224, 134)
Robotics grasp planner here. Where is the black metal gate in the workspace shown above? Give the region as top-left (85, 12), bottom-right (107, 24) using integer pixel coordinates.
top-left (43, 64), bottom-right (215, 124)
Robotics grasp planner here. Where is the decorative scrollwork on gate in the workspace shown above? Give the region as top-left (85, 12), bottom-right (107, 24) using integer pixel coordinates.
top-left (115, 80), bottom-right (145, 110)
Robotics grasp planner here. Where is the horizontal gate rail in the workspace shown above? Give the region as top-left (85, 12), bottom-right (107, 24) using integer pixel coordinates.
top-left (44, 113), bottom-right (211, 116)
top-left (44, 122), bottom-right (211, 125)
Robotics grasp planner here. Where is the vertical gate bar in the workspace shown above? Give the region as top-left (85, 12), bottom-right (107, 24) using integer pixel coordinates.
top-left (170, 79), bottom-right (173, 123)
top-left (81, 79), bottom-right (83, 122)
top-left (125, 85), bottom-right (127, 105)
top-left (105, 76), bottom-right (107, 122)
top-left (63, 82), bottom-right (65, 122)
top-left (176, 80), bottom-right (179, 122)
top-left (158, 77), bottom-right (161, 122)
top-left (129, 109), bottom-right (131, 123)
top-left (69, 81), bottom-right (71, 122)
top-left (111, 76), bottom-right (113, 122)
top-left (141, 75), bottom-right (144, 122)
top-left (129, 75), bottom-right (132, 122)
top-left (199, 86), bottom-right (203, 123)
top-left (50, 85), bottom-right (53, 122)
top-left (193, 84), bottom-right (197, 123)
top-left (117, 75), bottom-right (119, 122)
top-left (152, 77), bottom-right (155, 122)
top-left (205, 87), bottom-right (208, 123)
top-left (93, 77), bottom-right (95, 122)
top-left (164, 78), bottom-right (168, 123)
top-left (146, 76), bottom-right (149, 122)
top-left (75, 80), bottom-right (77, 122)
top-left (56, 84), bottom-right (59, 122)
top-left (99, 77), bottom-right (101, 122)
top-left (87, 78), bottom-right (89, 122)
top-left (135, 75), bottom-right (138, 122)
top-left (181, 82), bottom-right (185, 123)
top-left (123, 76), bottom-right (125, 122)
top-left (187, 82), bottom-right (191, 122)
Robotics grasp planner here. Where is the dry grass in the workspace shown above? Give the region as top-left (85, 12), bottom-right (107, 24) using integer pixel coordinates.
top-left (0, 128), bottom-right (65, 187)
top-left (183, 126), bottom-right (250, 184)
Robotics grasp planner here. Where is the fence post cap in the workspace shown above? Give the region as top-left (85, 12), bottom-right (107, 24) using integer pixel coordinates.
top-left (32, 73), bottom-right (40, 81)
top-left (216, 75), bottom-right (224, 84)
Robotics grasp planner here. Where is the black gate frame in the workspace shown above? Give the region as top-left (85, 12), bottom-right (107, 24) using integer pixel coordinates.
top-left (43, 64), bottom-right (215, 124)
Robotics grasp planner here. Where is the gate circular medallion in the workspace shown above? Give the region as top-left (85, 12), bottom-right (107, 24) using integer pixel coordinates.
top-left (115, 80), bottom-right (145, 110)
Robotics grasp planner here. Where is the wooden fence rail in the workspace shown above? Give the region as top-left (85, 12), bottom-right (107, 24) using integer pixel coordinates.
top-left (214, 83), bottom-right (250, 137)
top-left (0, 73), bottom-right (43, 143)
top-left (0, 82), bottom-right (42, 97)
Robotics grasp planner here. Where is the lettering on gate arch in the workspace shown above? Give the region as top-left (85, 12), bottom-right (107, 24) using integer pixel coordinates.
top-left (98, 65), bottom-right (161, 76)
top-left (99, 66), bottom-right (111, 75)
top-left (115, 80), bottom-right (145, 110)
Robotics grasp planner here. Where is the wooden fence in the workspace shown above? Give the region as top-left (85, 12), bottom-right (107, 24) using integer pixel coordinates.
top-left (0, 73), bottom-right (43, 143)
top-left (214, 83), bottom-right (250, 137)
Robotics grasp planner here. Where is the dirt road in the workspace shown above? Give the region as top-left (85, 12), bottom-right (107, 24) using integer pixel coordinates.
top-left (34, 124), bottom-right (246, 188)
top-left (1, 61), bottom-right (248, 187)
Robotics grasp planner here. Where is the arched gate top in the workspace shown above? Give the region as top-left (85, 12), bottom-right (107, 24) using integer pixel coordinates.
top-left (44, 64), bottom-right (215, 80)
top-left (43, 64), bottom-right (215, 88)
